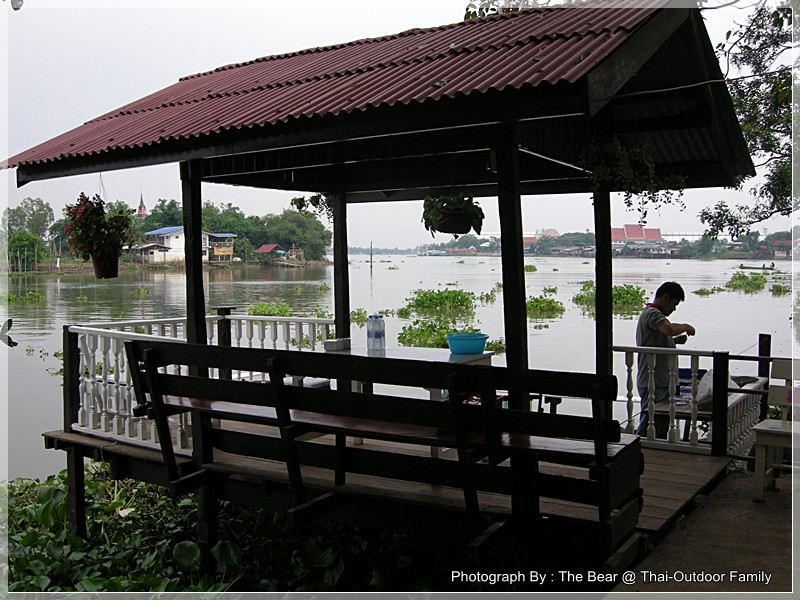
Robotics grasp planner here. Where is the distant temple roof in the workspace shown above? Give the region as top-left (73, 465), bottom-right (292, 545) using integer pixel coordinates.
top-left (136, 193), bottom-right (147, 217)
top-left (611, 225), bottom-right (663, 243)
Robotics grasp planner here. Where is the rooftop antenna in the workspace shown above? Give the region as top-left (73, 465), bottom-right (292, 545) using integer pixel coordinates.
top-left (99, 173), bottom-right (108, 200)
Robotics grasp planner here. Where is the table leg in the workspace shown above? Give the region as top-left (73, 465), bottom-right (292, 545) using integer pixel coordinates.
top-left (753, 442), bottom-right (767, 502)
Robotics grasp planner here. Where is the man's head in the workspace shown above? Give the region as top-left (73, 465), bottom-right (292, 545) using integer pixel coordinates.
top-left (653, 281), bottom-right (685, 316)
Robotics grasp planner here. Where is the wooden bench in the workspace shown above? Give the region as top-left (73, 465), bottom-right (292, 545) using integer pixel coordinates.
top-left (125, 339), bottom-right (643, 570)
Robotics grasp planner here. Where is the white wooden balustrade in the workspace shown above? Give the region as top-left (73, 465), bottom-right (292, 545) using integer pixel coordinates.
top-left (613, 345), bottom-right (765, 455)
top-left (67, 314), bottom-right (334, 453)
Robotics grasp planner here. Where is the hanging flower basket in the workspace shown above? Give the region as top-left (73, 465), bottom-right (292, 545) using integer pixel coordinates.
top-left (433, 210), bottom-right (474, 235)
top-left (422, 194), bottom-right (484, 238)
top-left (91, 254), bottom-right (119, 279)
top-left (64, 193), bottom-right (132, 280)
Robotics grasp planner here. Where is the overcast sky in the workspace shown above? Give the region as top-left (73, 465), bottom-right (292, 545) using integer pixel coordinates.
top-left (2, 0), bottom-right (790, 247)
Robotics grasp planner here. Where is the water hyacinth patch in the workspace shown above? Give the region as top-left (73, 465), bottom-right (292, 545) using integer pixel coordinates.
top-left (525, 295), bottom-right (565, 319)
top-left (726, 272), bottom-right (767, 293)
top-left (400, 288), bottom-right (476, 321)
top-left (572, 281), bottom-right (646, 316)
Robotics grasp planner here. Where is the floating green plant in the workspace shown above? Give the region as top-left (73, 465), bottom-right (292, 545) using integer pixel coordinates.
top-left (726, 272), bottom-right (767, 293)
top-left (525, 295), bottom-right (565, 319)
top-left (572, 281), bottom-right (646, 316)
top-left (770, 284), bottom-right (790, 296)
top-left (524, 264), bottom-right (537, 273)
top-left (400, 288), bottom-right (476, 321)
top-left (248, 302), bottom-right (292, 317)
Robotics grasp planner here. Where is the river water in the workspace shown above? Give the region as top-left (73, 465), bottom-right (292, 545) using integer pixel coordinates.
top-left (2, 256), bottom-right (795, 479)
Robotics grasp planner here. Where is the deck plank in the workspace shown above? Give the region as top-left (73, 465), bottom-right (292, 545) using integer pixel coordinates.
top-left (42, 430), bottom-right (729, 538)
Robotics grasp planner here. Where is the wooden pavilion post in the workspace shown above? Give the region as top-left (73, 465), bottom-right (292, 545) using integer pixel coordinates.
top-left (332, 193), bottom-right (350, 338)
top-left (494, 123), bottom-right (528, 403)
top-left (180, 159), bottom-right (215, 574)
top-left (593, 188), bottom-right (613, 384)
top-left (180, 159), bottom-right (207, 345)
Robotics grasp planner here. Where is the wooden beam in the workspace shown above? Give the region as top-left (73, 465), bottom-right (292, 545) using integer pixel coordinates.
top-left (587, 7), bottom-right (691, 116)
top-left (493, 123), bottom-right (528, 378)
top-left (180, 160), bottom-right (207, 345)
top-left (16, 83), bottom-right (581, 186)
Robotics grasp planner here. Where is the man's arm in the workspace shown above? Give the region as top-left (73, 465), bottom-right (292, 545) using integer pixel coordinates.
top-left (658, 319), bottom-right (695, 338)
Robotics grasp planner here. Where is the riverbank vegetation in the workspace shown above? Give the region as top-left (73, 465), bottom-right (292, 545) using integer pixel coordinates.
top-left (1, 196), bottom-right (332, 271)
top-left (5, 465), bottom-right (468, 592)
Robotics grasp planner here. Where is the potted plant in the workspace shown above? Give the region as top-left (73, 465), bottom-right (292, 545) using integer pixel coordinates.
top-left (65, 193), bottom-right (133, 279)
top-left (422, 194), bottom-right (484, 237)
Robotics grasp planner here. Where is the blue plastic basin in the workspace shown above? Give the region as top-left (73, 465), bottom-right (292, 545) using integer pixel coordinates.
top-left (446, 333), bottom-right (489, 355)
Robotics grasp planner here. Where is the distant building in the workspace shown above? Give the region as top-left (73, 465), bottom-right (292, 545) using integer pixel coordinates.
top-left (138, 226), bottom-right (236, 263)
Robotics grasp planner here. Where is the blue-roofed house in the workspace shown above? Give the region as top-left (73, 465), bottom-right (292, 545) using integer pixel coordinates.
top-left (141, 226), bottom-right (237, 263)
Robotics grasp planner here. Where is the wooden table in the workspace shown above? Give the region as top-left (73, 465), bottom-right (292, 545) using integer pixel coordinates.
top-left (752, 419), bottom-right (793, 502)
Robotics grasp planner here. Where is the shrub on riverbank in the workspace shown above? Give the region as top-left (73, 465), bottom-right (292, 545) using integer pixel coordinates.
top-left (5, 465), bottom-right (463, 592)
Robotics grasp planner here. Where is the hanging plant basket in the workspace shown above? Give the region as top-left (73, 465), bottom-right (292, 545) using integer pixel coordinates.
top-left (92, 254), bottom-right (119, 279)
top-left (422, 194), bottom-right (484, 237)
top-left (433, 210), bottom-right (474, 235)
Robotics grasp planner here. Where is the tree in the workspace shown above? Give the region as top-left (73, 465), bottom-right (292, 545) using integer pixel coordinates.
top-left (263, 210), bottom-right (331, 261)
top-left (7, 229), bottom-right (46, 271)
top-left (2, 197), bottom-right (54, 239)
top-left (696, 235), bottom-right (715, 257)
top-left (737, 231), bottom-right (761, 252)
top-left (699, 1), bottom-right (792, 237)
top-left (235, 237), bottom-right (256, 262)
top-left (48, 216), bottom-right (70, 255)
top-left (142, 199), bottom-right (183, 231)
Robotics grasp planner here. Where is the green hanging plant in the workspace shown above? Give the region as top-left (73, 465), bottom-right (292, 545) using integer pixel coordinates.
top-left (421, 194), bottom-right (484, 238)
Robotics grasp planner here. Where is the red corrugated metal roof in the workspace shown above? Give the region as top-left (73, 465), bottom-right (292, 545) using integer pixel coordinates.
top-left (256, 243), bottom-right (284, 253)
top-left (7, 5), bottom-right (661, 168)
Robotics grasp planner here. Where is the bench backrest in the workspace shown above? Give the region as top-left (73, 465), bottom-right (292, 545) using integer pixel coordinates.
top-left (125, 340), bottom-right (622, 488)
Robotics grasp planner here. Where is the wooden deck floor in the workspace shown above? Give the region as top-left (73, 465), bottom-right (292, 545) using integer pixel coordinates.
top-left (637, 448), bottom-right (730, 535)
top-left (45, 427), bottom-right (731, 541)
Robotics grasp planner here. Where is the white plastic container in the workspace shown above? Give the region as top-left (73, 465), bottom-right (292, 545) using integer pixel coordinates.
top-left (366, 315), bottom-right (385, 350)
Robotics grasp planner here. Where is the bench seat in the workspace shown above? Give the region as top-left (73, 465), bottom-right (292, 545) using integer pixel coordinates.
top-left (125, 339), bottom-right (644, 571)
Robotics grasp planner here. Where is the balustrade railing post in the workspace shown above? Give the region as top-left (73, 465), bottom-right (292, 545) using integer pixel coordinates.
top-left (214, 306), bottom-right (236, 380)
top-left (63, 326), bottom-right (82, 432)
top-left (711, 351), bottom-right (730, 456)
top-left (757, 333), bottom-right (771, 421)
top-left (62, 325), bottom-right (86, 537)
